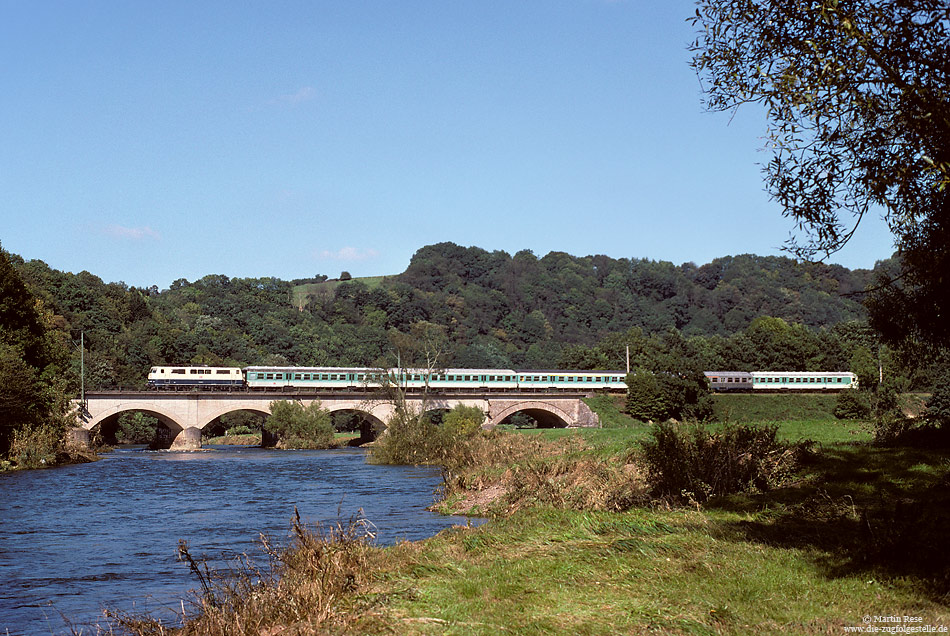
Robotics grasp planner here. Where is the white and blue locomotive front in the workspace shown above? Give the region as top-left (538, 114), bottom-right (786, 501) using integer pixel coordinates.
top-left (147, 366), bottom-right (245, 388)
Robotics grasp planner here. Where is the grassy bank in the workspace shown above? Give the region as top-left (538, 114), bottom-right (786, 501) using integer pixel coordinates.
top-left (108, 400), bottom-right (949, 634)
top-left (111, 426), bottom-right (949, 635)
top-left (1, 425), bottom-right (98, 471)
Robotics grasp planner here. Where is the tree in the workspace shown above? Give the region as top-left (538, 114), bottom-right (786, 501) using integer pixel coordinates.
top-left (691, 1), bottom-right (950, 346)
top-left (264, 400), bottom-right (335, 449)
top-left (0, 247), bottom-right (72, 456)
top-left (625, 370), bottom-right (667, 422)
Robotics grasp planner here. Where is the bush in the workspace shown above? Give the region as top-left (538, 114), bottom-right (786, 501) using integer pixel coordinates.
top-left (833, 390), bottom-right (872, 420)
top-left (8, 424), bottom-right (64, 469)
top-left (641, 421), bottom-right (809, 503)
top-left (370, 404), bottom-right (486, 466)
top-left (265, 400), bottom-right (336, 449)
top-left (873, 412), bottom-right (917, 446)
top-left (441, 404), bottom-right (485, 438)
top-left (369, 407), bottom-right (441, 465)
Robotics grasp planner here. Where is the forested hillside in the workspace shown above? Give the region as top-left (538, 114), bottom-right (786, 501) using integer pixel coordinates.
top-left (8, 241), bottom-right (915, 391)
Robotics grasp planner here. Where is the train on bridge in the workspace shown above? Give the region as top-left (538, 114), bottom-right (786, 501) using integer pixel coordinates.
top-left (147, 366), bottom-right (629, 392)
top-left (147, 366), bottom-right (857, 393)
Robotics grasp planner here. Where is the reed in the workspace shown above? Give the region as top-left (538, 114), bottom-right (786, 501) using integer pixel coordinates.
top-left (105, 509), bottom-right (379, 635)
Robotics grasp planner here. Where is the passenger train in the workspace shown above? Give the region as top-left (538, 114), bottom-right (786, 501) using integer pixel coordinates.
top-left (147, 366), bottom-right (857, 392)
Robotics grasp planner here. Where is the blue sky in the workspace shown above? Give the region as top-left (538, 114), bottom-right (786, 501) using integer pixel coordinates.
top-left (1, 1), bottom-right (895, 289)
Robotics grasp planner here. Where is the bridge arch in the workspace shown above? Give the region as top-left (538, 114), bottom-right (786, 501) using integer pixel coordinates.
top-left (83, 402), bottom-right (184, 434)
top-left (84, 406), bottom-right (185, 448)
top-left (490, 401), bottom-right (573, 429)
top-left (197, 404), bottom-right (271, 431)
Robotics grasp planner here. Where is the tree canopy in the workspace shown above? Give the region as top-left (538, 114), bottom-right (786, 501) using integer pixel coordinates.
top-left (691, 0), bottom-right (949, 346)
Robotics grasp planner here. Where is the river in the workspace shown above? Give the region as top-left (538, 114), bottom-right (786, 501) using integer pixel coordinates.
top-left (0, 445), bottom-right (474, 635)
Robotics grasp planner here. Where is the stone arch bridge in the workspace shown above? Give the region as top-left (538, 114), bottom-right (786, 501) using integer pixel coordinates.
top-left (72, 390), bottom-right (600, 450)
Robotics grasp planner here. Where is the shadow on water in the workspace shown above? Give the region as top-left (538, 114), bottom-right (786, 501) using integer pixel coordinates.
top-left (0, 446), bottom-right (481, 635)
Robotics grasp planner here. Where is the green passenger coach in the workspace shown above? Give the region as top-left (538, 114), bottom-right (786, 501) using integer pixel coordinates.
top-left (750, 371), bottom-right (857, 391)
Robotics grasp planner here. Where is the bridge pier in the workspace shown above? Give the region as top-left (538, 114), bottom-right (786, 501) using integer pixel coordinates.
top-left (66, 428), bottom-right (91, 450)
top-left (170, 427), bottom-right (202, 451)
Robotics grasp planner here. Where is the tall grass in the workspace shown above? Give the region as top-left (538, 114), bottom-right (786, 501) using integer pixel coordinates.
top-left (3, 424), bottom-right (96, 470)
top-left (106, 510), bottom-right (379, 635)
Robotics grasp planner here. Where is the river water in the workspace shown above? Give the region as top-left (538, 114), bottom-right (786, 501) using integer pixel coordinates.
top-left (0, 446), bottom-right (474, 635)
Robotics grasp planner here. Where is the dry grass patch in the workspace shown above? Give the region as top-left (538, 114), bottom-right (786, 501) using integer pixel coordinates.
top-left (437, 430), bottom-right (649, 516)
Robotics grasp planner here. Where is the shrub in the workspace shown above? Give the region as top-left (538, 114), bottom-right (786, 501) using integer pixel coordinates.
top-left (833, 390), bottom-right (872, 420)
top-left (641, 421), bottom-right (809, 503)
top-left (370, 404), bottom-right (487, 466)
top-left (8, 424), bottom-right (64, 469)
top-left (440, 404), bottom-right (485, 438)
top-left (108, 511), bottom-right (376, 634)
top-left (368, 406), bottom-right (442, 465)
top-left (873, 412), bottom-right (917, 446)
top-left (265, 400), bottom-right (336, 449)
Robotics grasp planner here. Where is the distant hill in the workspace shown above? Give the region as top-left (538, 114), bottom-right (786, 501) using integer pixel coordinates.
top-left (8, 242), bottom-right (892, 389)
top-left (292, 276), bottom-right (387, 310)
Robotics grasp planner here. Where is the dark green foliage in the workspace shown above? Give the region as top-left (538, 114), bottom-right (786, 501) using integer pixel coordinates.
top-left (7, 241), bottom-right (940, 403)
top-left (691, 1), bottom-right (949, 350)
top-left (0, 343), bottom-right (46, 451)
top-left (219, 410), bottom-right (264, 433)
top-left (641, 421), bottom-right (808, 502)
top-left (265, 400), bottom-right (335, 449)
top-left (833, 391), bottom-right (872, 420)
top-left (925, 369), bottom-right (950, 428)
top-left (625, 372), bottom-right (666, 422)
top-left (625, 351), bottom-right (713, 423)
top-left (116, 412), bottom-right (159, 444)
top-left (0, 247), bottom-right (72, 457)
top-left (873, 413), bottom-right (917, 446)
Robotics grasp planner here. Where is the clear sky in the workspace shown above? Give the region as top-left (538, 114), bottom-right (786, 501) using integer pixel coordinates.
top-left (1, 1), bottom-right (896, 290)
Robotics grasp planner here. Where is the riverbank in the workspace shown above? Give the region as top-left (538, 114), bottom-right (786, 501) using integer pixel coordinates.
top-left (0, 425), bottom-right (98, 472)
top-left (109, 419), bottom-right (949, 635)
top-left (203, 432), bottom-right (362, 447)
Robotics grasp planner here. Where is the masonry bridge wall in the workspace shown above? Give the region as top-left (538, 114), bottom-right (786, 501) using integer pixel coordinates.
top-left (72, 391), bottom-right (600, 450)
